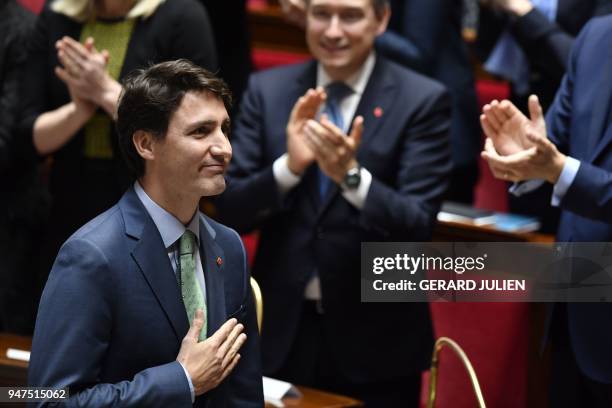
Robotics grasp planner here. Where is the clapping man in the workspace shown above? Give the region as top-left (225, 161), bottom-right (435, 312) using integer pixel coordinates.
top-left (481, 15), bottom-right (612, 407)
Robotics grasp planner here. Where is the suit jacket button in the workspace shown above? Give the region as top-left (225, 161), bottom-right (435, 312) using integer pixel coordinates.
top-left (316, 227), bottom-right (324, 239)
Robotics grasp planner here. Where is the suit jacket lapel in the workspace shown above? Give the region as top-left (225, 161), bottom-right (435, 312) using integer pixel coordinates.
top-left (353, 58), bottom-right (397, 153)
top-left (588, 47), bottom-right (612, 163)
top-left (199, 216), bottom-right (226, 337)
top-left (196, 222), bottom-right (226, 408)
top-left (121, 188), bottom-right (189, 343)
top-left (316, 58), bottom-right (398, 218)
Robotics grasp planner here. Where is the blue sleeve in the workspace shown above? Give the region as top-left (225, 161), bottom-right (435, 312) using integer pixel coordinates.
top-left (545, 16), bottom-right (596, 153)
top-left (560, 161), bottom-right (612, 224)
top-left (546, 19), bottom-right (612, 223)
top-left (551, 156), bottom-right (580, 206)
top-left (177, 362), bottom-right (195, 403)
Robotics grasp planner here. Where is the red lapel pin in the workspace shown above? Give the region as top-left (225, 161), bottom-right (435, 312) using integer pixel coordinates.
top-left (216, 256), bottom-right (223, 266)
top-left (373, 107), bottom-right (383, 118)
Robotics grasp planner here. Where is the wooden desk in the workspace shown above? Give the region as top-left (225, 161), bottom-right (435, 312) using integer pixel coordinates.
top-left (265, 386), bottom-right (362, 408)
top-left (0, 334), bottom-right (361, 407)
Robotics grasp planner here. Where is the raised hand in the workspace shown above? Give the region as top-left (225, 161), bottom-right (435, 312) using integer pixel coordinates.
top-left (480, 94), bottom-right (566, 184)
top-left (278, 0), bottom-right (307, 27)
top-left (286, 88), bottom-right (326, 175)
top-left (55, 36), bottom-right (122, 118)
top-left (55, 67), bottom-right (98, 119)
top-left (480, 95), bottom-right (546, 156)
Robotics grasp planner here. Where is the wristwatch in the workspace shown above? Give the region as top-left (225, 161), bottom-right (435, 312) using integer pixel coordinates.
top-left (342, 164), bottom-right (362, 190)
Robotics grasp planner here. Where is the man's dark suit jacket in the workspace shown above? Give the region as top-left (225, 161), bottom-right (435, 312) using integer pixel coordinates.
top-left (217, 56), bottom-right (451, 383)
top-left (378, 0), bottom-right (481, 170)
top-left (28, 187), bottom-right (264, 407)
top-left (543, 15), bottom-right (612, 384)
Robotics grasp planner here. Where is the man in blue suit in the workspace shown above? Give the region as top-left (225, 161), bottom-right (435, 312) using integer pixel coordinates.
top-left (217, 0), bottom-right (451, 405)
top-left (28, 60), bottom-right (264, 407)
top-left (481, 15), bottom-right (612, 407)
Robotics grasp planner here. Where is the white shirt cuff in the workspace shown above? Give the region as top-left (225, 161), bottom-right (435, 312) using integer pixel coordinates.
top-left (341, 167), bottom-right (372, 210)
top-left (273, 153), bottom-right (302, 195)
top-left (304, 275), bottom-right (321, 300)
top-left (178, 361), bottom-right (195, 403)
top-left (509, 179), bottom-right (546, 196)
top-left (551, 156), bottom-right (580, 207)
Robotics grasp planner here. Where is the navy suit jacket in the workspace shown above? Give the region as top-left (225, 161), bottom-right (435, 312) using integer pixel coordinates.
top-left (545, 15), bottom-right (612, 383)
top-left (28, 187), bottom-right (264, 407)
top-left (377, 0), bottom-right (481, 168)
top-left (217, 56), bottom-right (451, 382)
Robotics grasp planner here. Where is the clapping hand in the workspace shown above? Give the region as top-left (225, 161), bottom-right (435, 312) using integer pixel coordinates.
top-left (286, 87), bottom-right (327, 175)
top-left (278, 0), bottom-right (307, 28)
top-left (480, 96), bottom-right (547, 155)
top-left (480, 95), bottom-right (566, 183)
top-left (480, 0), bottom-right (534, 16)
top-left (303, 114), bottom-right (364, 184)
top-left (55, 36), bottom-right (122, 118)
top-left (54, 37), bottom-right (101, 118)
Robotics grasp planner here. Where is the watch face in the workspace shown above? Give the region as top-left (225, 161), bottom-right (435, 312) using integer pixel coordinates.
top-left (344, 168), bottom-right (361, 188)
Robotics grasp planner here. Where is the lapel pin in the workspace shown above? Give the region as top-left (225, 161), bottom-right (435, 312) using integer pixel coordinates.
top-left (216, 256), bottom-right (223, 267)
top-left (373, 107), bottom-right (383, 118)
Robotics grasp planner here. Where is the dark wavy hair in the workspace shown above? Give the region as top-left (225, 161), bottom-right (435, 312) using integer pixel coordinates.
top-left (116, 59), bottom-right (232, 178)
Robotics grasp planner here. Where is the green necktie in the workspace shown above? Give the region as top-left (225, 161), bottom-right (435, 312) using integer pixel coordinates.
top-left (179, 230), bottom-right (207, 341)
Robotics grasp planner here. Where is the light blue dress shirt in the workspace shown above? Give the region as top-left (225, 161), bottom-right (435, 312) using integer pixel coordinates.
top-left (134, 181), bottom-right (206, 402)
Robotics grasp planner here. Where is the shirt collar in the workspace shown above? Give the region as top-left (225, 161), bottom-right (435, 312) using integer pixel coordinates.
top-left (316, 51), bottom-right (376, 96)
top-left (134, 181), bottom-right (200, 249)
